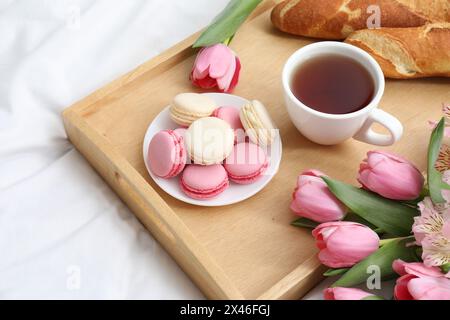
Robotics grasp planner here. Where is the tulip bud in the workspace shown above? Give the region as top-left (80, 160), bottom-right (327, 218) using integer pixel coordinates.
top-left (358, 151), bottom-right (424, 200)
top-left (190, 44), bottom-right (241, 93)
top-left (312, 221), bottom-right (380, 268)
top-left (324, 287), bottom-right (376, 300)
top-left (290, 170), bottom-right (346, 223)
top-left (393, 259), bottom-right (450, 300)
top-left (403, 277), bottom-right (450, 300)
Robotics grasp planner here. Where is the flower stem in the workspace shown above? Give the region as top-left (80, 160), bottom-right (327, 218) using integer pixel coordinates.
top-left (379, 238), bottom-right (397, 246)
top-left (379, 236), bottom-right (415, 247)
top-left (222, 36), bottom-right (233, 46)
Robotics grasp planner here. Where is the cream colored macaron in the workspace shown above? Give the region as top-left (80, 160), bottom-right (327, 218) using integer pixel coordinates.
top-left (170, 93), bottom-right (216, 126)
top-left (186, 117), bottom-right (234, 165)
top-left (240, 100), bottom-right (276, 146)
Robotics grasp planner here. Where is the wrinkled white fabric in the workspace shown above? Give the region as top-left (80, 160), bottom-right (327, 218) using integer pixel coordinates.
top-left (0, 0), bottom-right (341, 300)
top-left (0, 0), bottom-right (231, 300)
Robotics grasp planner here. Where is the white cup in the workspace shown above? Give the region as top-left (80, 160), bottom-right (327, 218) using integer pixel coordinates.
top-left (282, 42), bottom-right (403, 146)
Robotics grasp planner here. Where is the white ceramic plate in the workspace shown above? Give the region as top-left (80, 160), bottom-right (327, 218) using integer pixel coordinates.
top-left (143, 93), bottom-right (282, 206)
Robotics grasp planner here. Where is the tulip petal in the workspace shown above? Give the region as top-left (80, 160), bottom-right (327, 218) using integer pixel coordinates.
top-left (358, 151), bottom-right (424, 200)
top-left (324, 287), bottom-right (373, 300)
top-left (217, 54), bottom-right (236, 92)
top-left (318, 248), bottom-right (354, 268)
top-left (194, 75), bottom-right (217, 89)
top-left (192, 44), bottom-right (234, 81)
top-left (193, 67), bottom-right (210, 80)
top-left (193, 44), bottom-right (234, 81)
top-left (208, 45), bottom-right (235, 79)
top-left (292, 175), bottom-right (346, 222)
top-left (392, 259), bottom-right (408, 276)
top-left (313, 222), bottom-right (380, 268)
top-left (408, 277), bottom-right (450, 300)
top-left (227, 57), bottom-right (241, 92)
top-left (325, 225), bottom-right (379, 263)
top-left (368, 150), bottom-right (414, 167)
top-left (193, 48), bottom-right (210, 77)
top-left (302, 169), bottom-right (326, 178)
top-left (394, 274), bottom-right (416, 300)
top-left (393, 259), bottom-right (445, 278)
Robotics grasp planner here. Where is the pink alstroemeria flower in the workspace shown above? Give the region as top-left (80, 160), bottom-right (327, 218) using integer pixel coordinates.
top-left (429, 104), bottom-right (450, 173)
top-left (413, 172), bottom-right (450, 267)
top-left (428, 103), bottom-right (450, 138)
top-left (435, 144), bottom-right (450, 173)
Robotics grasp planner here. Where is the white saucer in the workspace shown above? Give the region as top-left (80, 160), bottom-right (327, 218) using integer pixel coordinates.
top-left (143, 93), bottom-right (282, 206)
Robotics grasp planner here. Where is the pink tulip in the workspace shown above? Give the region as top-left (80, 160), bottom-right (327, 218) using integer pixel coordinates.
top-left (312, 221), bottom-right (380, 268)
top-left (190, 44), bottom-right (241, 93)
top-left (358, 151), bottom-right (424, 200)
top-left (393, 259), bottom-right (450, 300)
top-left (290, 170), bottom-right (346, 223)
top-left (406, 277), bottom-right (450, 300)
top-left (324, 287), bottom-right (375, 300)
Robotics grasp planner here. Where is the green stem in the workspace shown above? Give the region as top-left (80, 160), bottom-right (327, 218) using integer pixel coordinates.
top-left (379, 238), bottom-right (397, 246)
top-left (379, 236), bottom-right (414, 247)
top-left (222, 37), bottom-right (232, 46)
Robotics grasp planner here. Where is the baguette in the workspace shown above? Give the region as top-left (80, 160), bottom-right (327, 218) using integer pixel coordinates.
top-left (271, 0), bottom-right (450, 39)
top-left (345, 23), bottom-right (450, 78)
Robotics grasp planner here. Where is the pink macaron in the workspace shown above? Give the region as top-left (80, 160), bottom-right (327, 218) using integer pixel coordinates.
top-left (180, 164), bottom-right (229, 199)
top-left (148, 130), bottom-right (186, 178)
top-left (212, 106), bottom-right (244, 130)
top-left (212, 106), bottom-right (245, 143)
top-left (224, 142), bottom-right (268, 184)
top-left (173, 127), bottom-right (187, 140)
top-left (173, 127), bottom-right (188, 149)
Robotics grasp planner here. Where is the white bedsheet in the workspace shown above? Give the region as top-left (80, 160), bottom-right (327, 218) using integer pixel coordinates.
top-left (0, 0), bottom-right (333, 300)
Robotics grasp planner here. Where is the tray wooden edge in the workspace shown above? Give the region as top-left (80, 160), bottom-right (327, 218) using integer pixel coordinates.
top-left (63, 109), bottom-right (244, 299)
top-left (62, 0), bottom-right (324, 300)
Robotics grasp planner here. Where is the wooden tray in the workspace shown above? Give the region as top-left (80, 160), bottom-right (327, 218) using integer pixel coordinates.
top-left (62, 0), bottom-right (450, 299)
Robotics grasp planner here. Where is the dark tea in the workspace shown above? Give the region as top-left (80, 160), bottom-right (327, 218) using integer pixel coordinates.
top-left (290, 54), bottom-right (375, 115)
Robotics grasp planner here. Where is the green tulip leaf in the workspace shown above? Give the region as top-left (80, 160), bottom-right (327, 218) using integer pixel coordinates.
top-left (428, 118), bottom-right (450, 203)
top-left (344, 212), bottom-right (377, 230)
top-left (322, 177), bottom-right (419, 236)
top-left (332, 238), bottom-right (418, 287)
top-left (193, 0), bottom-right (263, 48)
top-left (323, 268), bottom-right (350, 277)
top-left (291, 217), bottom-right (319, 229)
top-left (292, 214), bottom-right (382, 235)
top-left (361, 295), bottom-right (385, 300)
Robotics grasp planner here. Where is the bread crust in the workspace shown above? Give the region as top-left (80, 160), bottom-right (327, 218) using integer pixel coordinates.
top-left (345, 23), bottom-right (450, 78)
top-left (271, 0), bottom-right (450, 39)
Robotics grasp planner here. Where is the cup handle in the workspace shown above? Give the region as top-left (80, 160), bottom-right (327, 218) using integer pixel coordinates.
top-left (353, 109), bottom-right (403, 146)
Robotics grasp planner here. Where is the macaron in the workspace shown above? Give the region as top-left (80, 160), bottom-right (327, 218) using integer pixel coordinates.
top-left (186, 117), bottom-right (234, 165)
top-left (174, 127), bottom-right (188, 152)
top-left (224, 142), bottom-right (268, 184)
top-left (213, 106), bottom-right (245, 144)
top-left (147, 130), bottom-right (186, 178)
top-left (212, 106), bottom-right (243, 130)
top-left (180, 164), bottom-right (229, 199)
top-left (173, 127), bottom-right (187, 139)
top-left (240, 100), bottom-right (277, 147)
top-left (170, 93), bottom-right (216, 126)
